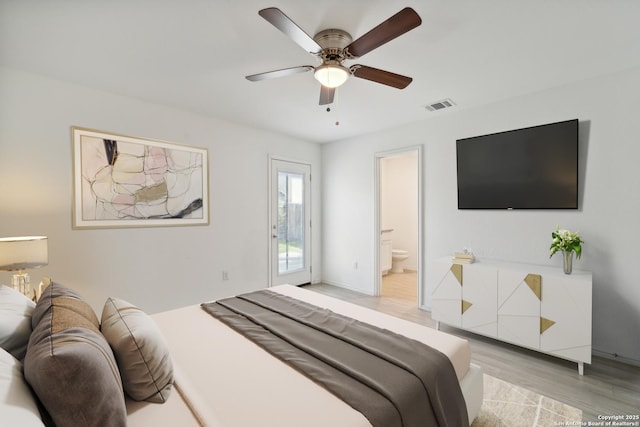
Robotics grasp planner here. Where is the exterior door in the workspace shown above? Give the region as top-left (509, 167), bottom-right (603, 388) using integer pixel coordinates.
top-left (270, 159), bottom-right (311, 286)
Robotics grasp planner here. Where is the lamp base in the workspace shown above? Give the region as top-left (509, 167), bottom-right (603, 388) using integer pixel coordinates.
top-left (12, 271), bottom-right (34, 300)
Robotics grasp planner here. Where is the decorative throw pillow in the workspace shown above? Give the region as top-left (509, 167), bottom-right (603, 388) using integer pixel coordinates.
top-left (0, 284), bottom-right (36, 360)
top-left (24, 282), bottom-right (127, 427)
top-left (0, 347), bottom-right (44, 426)
top-left (101, 297), bottom-right (173, 403)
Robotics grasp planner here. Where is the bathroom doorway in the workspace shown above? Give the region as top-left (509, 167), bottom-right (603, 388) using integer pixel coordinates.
top-left (375, 147), bottom-right (422, 306)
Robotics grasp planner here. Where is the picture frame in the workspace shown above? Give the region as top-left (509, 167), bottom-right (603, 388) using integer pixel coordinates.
top-left (72, 127), bottom-right (209, 229)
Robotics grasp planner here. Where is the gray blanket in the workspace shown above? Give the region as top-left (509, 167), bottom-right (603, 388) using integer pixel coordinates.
top-left (201, 290), bottom-right (469, 427)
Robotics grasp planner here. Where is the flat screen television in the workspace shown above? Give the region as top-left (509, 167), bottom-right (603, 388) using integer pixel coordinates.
top-left (456, 119), bottom-right (578, 209)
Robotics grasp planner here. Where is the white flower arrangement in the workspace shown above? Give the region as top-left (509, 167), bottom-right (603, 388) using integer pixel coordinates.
top-left (549, 226), bottom-right (583, 259)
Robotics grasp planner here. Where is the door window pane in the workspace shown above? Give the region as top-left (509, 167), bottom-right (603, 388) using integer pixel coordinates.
top-left (278, 171), bottom-right (304, 273)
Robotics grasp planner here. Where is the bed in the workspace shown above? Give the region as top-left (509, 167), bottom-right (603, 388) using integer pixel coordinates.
top-left (1, 283), bottom-right (483, 427)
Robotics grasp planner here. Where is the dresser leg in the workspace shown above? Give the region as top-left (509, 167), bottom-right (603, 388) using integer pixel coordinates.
top-left (578, 362), bottom-right (584, 376)
top-left (436, 321), bottom-right (440, 331)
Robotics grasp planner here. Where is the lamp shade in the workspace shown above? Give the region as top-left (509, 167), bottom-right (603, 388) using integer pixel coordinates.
top-left (314, 64), bottom-right (350, 88)
top-left (0, 236), bottom-right (48, 271)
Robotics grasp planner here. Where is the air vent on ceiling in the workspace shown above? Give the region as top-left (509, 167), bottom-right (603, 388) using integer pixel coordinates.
top-left (425, 98), bottom-right (456, 112)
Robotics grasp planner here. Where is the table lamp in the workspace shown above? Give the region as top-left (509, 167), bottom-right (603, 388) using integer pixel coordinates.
top-left (0, 236), bottom-right (48, 299)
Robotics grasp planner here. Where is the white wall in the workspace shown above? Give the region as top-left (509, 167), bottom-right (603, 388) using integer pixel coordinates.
top-left (381, 152), bottom-right (418, 270)
top-left (0, 67), bottom-right (322, 314)
top-left (322, 66), bottom-right (640, 364)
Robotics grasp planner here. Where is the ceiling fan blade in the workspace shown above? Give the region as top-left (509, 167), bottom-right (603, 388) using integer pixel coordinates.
top-left (351, 65), bottom-right (413, 89)
top-left (345, 7), bottom-right (421, 58)
top-left (319, 86), bottom-right (335, 105)
top-left (246, 66), bottom-right (314, 82)
top-left (258, 8), bottom-right (323, 54)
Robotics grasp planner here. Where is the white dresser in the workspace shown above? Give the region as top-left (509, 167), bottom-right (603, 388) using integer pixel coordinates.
top-left (430, 257), bottom-right (592, 375)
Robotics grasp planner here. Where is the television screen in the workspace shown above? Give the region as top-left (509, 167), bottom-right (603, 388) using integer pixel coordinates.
top-left (456, 119), bottom-right (578, 209)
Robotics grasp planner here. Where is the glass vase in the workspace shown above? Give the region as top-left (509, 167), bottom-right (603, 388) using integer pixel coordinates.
top-left (562, 251), bottom-right (573, 274)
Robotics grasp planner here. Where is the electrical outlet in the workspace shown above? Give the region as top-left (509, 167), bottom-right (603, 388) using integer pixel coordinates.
top-left (222, 271), bottom-right (229, 281)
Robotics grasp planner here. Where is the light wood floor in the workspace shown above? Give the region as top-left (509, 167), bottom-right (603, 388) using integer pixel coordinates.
top-left (304, 280), bottom-right (640, 422)
top-left (381, 270), bottom-right (418, 301)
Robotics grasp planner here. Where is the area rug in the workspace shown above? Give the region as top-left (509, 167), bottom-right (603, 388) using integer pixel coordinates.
top-left (472, 374), bottom-right (582, 426)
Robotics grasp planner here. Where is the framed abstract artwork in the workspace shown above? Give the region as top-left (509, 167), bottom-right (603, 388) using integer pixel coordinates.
top-left (72, 127), bottom-right (209, 229)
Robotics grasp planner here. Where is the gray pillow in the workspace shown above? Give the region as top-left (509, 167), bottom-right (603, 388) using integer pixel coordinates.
top-left (24, 282), bottom-right (127, 427)
top-left (0, 285), bottom-right (36, 360)
top-left (101, 297), bottom-right (173, 403)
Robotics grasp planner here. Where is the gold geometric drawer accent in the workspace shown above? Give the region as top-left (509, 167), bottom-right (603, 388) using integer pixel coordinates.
top-left (525, 274), bottom-right (541, 300)
top-left (540, 317), bottom-right (556, 334)
top-left (450, 264), bottom-right (463, 286)
top-left (462, 299), bottom-right (473, 314)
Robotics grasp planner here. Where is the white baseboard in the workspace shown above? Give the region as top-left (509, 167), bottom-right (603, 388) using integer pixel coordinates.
top-left (385, 268), bottom-right (417, 273)
top-left (420, 304), bottom-right (432, 312)
top-left (592, 348), bottom-right (640, 368)
top-left (320, 279), bottom-right (375, 296)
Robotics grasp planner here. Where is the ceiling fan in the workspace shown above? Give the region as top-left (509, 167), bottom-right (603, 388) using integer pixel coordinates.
top-left (246, 7), bottom-right (422, 105)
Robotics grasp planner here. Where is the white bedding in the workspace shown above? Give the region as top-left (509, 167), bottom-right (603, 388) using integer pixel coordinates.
top-left (128, 285), bottom-right (482, 427)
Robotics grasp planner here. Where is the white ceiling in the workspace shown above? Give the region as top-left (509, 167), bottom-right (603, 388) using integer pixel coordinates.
top-left (2, 1), bottom-right (640, 143)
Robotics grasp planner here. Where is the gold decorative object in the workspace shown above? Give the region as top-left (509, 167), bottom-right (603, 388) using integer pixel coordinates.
top-left (540, 317), bottom-right (556, 334)
top-left (524, 274), bottom-right (542, 300)
top-left (450, 264), bottom-right (463, 286)
top-left (462, 300), bottom-right (473, 314)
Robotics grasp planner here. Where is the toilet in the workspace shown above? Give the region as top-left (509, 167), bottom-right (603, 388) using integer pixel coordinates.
top-left (391, 249), bottom-right (409, 273)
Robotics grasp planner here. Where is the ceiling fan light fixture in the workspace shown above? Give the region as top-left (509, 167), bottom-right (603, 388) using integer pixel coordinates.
top-left (314, 64), bottom-right (350, 88)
